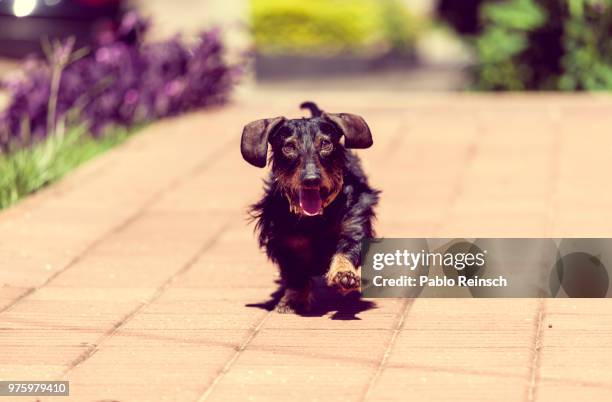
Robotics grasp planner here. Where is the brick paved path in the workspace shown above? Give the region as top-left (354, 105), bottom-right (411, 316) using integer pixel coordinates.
top-left (1, 92), bottom-right (612, 401)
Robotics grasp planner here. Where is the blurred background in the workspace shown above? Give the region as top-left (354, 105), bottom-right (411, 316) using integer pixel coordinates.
top-left (2, 0), bottom-right (612, 94)
top-left (2, 0), bottom-right (612, 207)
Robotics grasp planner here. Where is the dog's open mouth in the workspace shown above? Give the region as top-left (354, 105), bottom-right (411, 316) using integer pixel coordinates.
top-left (299, 186), bottom-right (323, 216)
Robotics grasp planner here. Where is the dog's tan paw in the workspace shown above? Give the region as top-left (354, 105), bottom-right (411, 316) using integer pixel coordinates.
top-left (326, 254), bottom-right (361, 295)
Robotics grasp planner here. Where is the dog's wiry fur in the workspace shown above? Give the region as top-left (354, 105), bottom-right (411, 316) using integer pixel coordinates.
top-left (242, 102), bottom-right (379, 313)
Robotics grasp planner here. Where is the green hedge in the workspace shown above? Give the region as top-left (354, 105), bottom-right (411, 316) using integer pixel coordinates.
top-left (251, 0), bottom-right (419, 55)
top-left (473, 0), bottom-right (612, 90)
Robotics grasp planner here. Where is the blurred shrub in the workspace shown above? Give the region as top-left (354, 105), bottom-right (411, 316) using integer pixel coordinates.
top-left (470, 0), bottom-right (612, 90)
top-left (379, 0), bottom-right (421, 54)
top-left (437, 0), bottom-right (486, 35)
top-left (560, 0), bottom-right (612, 90)
top-left (251, 0), bottom-right (419, 55)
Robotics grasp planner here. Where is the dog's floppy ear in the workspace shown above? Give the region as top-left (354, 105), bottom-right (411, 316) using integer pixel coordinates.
top-left (241, 117), bottom-right (286, 168)
top-left (323, 112), bottom-right (373, 149)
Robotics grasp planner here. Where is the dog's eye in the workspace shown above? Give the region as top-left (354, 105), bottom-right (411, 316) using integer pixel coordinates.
top-left (320, 139), bottom-right (333, 153)
top-left (282, 143), bottom-right (297, 156)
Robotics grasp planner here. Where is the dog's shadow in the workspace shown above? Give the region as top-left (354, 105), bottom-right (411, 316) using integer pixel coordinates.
top-left (246, 277), bottom-right (376, 320)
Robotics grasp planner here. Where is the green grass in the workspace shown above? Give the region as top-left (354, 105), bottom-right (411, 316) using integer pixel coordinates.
top-left (0, 126), bottom-right (130, 210)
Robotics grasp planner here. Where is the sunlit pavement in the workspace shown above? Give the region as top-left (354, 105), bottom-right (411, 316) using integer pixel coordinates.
top-left (1, 91), bottom-right (612, 401)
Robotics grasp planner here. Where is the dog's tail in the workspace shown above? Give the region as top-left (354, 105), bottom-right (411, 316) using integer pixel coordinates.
top-left (300, 101), bottom-right (323, 117)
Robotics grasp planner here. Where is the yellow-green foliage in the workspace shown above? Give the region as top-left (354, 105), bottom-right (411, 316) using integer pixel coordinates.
top-left (251, 0), bottom-right (419, 55)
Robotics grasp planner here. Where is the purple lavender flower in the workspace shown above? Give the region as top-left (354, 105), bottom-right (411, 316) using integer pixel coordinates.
top-left (0, 12), bottom-right (240, 151)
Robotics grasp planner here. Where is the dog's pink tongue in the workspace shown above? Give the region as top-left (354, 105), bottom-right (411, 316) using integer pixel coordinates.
top-left (299, 188), bottom-right (322, 216)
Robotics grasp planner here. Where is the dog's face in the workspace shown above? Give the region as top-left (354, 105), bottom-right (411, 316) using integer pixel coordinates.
top-left (269, 118), bottom-right (345, 216)
top-left (241, 106), bottom-right (372, 216)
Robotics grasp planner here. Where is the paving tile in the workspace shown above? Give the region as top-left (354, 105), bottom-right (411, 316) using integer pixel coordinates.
top-left (368, 367), bottom-right (525, 401)
top-left (535, 383), bottom-right (612, 402)
top-left (538, 310), bottom-right (612, 387)
top-left (387, 299), bottom-right (537, 377)
top-left (206, 328), bottom-right (387, 402)
top-left (0, 365), bottom-right (66, 382)
top-left (0, 286), bottom-right (29, 311)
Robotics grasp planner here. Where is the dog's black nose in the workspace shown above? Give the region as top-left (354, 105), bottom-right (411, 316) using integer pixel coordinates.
top-left (302, 161), bottom-right (321, 187)
top-left (302, 175), bottom-right (321, 187)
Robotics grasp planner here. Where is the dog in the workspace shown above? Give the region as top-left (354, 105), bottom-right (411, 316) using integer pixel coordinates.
top-left (241, 102), bottom-right (379, 313)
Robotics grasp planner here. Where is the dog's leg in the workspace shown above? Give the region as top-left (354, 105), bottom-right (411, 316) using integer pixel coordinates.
top-left (276, 282), bottom-right (313, 314)
top-left (326, 191), bottom-right (377, 295)
top-left (276, 279), bottom-right (313, 314)
top-left (273, 242), bottom-right (315, 314)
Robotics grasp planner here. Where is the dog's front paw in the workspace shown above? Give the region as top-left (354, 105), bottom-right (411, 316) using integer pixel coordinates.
top-left (333, 270), bottom-right (360, 294)
top-left (326, 254), bottom-right (361, 295)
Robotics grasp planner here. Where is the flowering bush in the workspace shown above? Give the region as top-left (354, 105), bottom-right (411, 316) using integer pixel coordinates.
top-left (0, 12), bottom-right (239, 151)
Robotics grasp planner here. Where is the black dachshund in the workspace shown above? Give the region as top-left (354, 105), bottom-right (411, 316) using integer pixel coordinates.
top-left (241, 102), bottom-right (379, 313)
